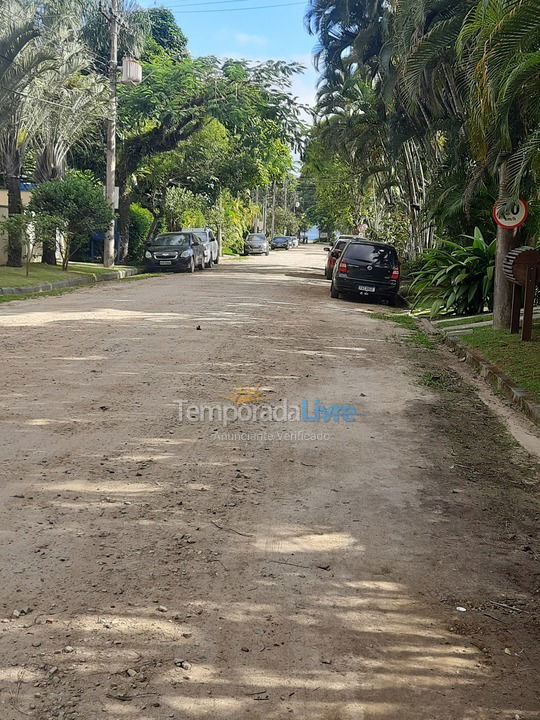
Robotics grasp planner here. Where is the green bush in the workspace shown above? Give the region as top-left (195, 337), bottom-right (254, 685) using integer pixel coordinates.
top-left (128, 204), bottom-right (153, 261)
top-left (29, 171), bottom-right (113, 270)
top-left (410, 227), bottom-right (496, 316)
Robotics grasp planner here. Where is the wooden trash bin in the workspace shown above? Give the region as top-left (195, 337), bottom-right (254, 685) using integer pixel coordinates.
top-left (503, 247), bottom-right (540, 341)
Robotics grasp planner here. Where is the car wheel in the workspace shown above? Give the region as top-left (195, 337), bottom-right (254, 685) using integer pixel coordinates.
top-left (187, 257), bottom-right (195, 273)
top-left (387, 294), bottom-right (397, 307)
top-left (330, 282), bottom-right (340, 299)
top-left (213, 255), bottom-right (219, 264)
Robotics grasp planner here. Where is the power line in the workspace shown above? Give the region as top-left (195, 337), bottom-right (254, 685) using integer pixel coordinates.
top-left (166, 0), bottom-right (295, 6)
top-left (163, 0), bottom-right (305, 11)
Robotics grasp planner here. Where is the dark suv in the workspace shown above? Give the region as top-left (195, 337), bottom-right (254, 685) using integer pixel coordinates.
top-left (330, 240), bottom-right (400, 305)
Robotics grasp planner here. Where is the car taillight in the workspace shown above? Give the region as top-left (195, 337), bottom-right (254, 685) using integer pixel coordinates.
top-left (338, 260), bottom-right (348, 273)
top-left (391, 266), bottom-right (400, 280)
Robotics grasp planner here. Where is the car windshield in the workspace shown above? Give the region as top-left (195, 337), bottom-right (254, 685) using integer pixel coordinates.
top-left (247, 235), bottom-right (265, 243)
top-left (344, 243), bottom-right (396, 264)
top-left (154, 233), bottom-right (191, 247)
top-left (334, 240), bottom-right (347, 250)
top-left (274, 236), bottom-right (287, 241)
top-left (192, 231), bottom-right (208, 243)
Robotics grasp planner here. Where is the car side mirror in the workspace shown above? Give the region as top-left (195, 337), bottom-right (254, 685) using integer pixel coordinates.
top-left (323, 247), bottom-right (330, 252)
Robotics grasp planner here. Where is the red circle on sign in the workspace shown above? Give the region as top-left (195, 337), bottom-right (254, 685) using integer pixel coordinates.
top-left (492, 198), bottom-right (529, 229)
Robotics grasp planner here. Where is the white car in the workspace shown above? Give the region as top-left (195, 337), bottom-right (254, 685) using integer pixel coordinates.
top-left (290, 236), bottom-right (299, 247)
top-left (184, 228), bottom-right (219, 267)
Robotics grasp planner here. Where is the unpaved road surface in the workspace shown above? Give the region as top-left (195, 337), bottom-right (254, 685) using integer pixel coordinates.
top-left (1, 246), bottom-right (539, 720)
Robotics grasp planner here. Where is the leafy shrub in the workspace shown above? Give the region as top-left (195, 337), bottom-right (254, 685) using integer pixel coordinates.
top-left (400, 256), bottom-right (426, 278)
top-left (410, 227), bottom-right (496, 316)
top-left (128, 204), bottom-right (153, 261)
top-left (29, 171), bottom-right (113, 270)
top-left (165, 187), bottom-right (207, 230)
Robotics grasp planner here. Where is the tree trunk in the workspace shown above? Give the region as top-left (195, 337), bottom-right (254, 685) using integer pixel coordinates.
top-left (493, 161), bottom-right (520, 330)
top-left (146, 213), bottom-right (162, 244)
top-left (271, 181), bottom-right (276, 237)
top-left (118, 192), bottom-right (130, 262)
top-left (217, 225), bottom-right (223, 257)
top-left (493, 223), bottom-right (516, 329)
top-left (6, 174), bottom-right (23, 267)
top-left (41, 236), bottom-right (57, 265)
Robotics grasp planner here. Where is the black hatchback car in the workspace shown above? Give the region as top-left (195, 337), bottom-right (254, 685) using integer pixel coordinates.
top-left (330, 240), bottom-right (400, 305)
top-left (144, 232), bottom-right (206, 273)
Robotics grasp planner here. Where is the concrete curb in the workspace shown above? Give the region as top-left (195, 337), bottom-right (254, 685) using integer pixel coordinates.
top-left (0, 267), bottom-right (142, 295)
top-left (419, 317), bottom-right (540, 428)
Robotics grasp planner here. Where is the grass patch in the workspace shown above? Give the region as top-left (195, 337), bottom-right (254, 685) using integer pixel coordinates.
top-left (0, 262), bottom-right (136, 288)
top-left (460, 324), bottom-right (540, 404)
top-left (370, 311), bottom-right (435, 348)
top-left (420, 370), bottom-right (463, 392)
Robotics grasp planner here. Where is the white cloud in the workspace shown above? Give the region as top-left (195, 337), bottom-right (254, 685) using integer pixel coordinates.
top-left (234, 32), bottom-right (268, 47)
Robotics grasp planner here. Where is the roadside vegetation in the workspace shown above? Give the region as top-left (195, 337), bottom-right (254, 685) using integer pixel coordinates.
top-left (370, 311), bottom-right (435, 349)
top-left (0, 1), bottom-right (305, 269)
top-left (461, 324), bottom-right (540, 404)
top-left (302, 0), bottom-right (540, 331)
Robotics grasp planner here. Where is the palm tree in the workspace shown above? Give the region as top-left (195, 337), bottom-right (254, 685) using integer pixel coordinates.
top-left (33, 71), bottom-right (108, 184)
top-left (0, 1), bottom-right (106, 266)
top-left (458, 0), bottom-right (540, 327)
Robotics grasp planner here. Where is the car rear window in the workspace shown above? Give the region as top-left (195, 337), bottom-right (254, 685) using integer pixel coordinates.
top-left (344, 243), bottom-right (396, 263)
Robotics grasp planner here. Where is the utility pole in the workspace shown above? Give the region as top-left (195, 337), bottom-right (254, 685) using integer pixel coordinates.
top-left (254, 186), bottom-right (259, 230)
top-left (104, 0), bottom-right (119, 268)
top-left (271, 181), bottom-right (276, 237)
top-left (262, 186), bottom-right (268, 234)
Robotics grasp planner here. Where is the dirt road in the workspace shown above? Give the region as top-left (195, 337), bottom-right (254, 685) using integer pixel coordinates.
top-left (0, 246), bottom-right (539, 720)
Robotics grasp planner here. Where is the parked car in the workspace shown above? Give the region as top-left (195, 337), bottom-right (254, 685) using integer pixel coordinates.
top-left (323, 238), bottom-right (348, 279)
top-left (244, 233), bottom-right (270, 255)
top-left (144, 232), bottom-right (206, 273)
top-left (271, 235), bottom-right (293, 250)
top-left (330, 240), bottom-right (400, 305)
top-left (184, 227), bottom-right (219, 267)
top-left (290, 236), bottom-right (299, 247)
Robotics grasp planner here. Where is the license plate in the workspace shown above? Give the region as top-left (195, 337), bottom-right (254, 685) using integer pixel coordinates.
top-left (159, 260), bottom-right (172, 266)
top-left (358, 284), bottom-right (375, 292)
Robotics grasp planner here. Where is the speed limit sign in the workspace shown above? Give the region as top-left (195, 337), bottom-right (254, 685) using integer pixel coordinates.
top-left (492, 198), bottom-right (529, 229)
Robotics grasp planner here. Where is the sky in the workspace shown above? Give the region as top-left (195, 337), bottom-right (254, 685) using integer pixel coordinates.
top-left (139, 1), bottom-right (319, 109)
